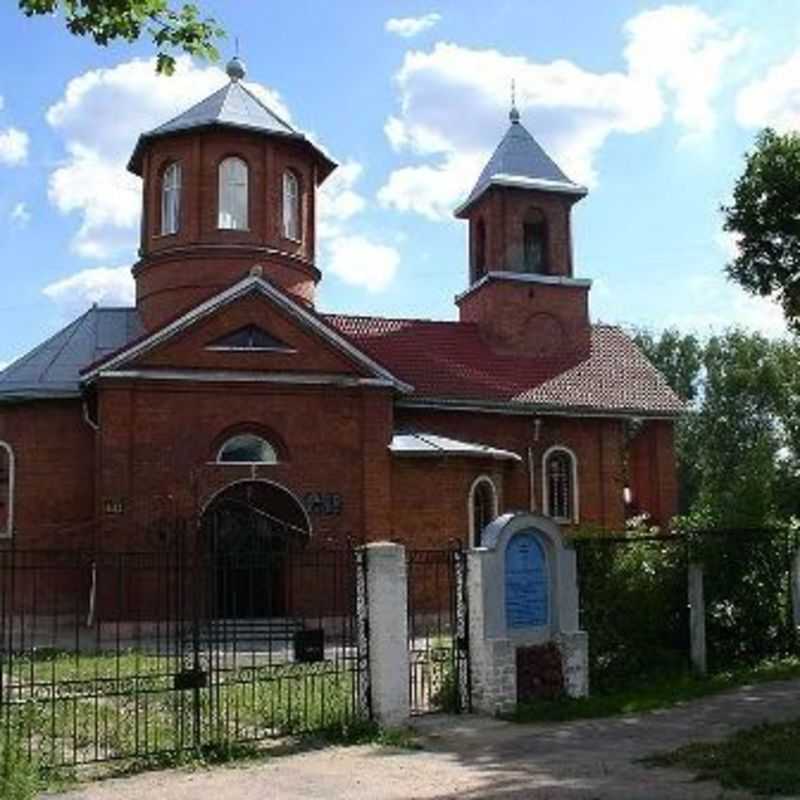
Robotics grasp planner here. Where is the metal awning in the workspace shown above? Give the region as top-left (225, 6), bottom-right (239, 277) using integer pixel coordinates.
top-left (389, 432), bottom-right (522, 462)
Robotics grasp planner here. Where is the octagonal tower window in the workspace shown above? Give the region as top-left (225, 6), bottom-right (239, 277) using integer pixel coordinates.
top-left (161, 162), bottom-right (181, 235)
top-left (282, 170), bottom-right (300, 241)
top-left (218, 157), bottom-right (249, 230)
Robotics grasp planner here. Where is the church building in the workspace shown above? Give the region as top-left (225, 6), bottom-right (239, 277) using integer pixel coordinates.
top-left (0, 58), bottom-right (682, 557)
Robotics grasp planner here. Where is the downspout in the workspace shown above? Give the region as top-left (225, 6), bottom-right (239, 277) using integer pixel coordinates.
top-left (529, 417), bottom-right (542, 512)
top-left (82, 399), bottom-right (99, 432)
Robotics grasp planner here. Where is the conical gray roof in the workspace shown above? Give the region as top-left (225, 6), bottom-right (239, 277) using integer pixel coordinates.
top-left (149, 80), bottom-right (295, 139)
top-left (128, 79), bottom-right (336, 178)
top-left (455, 115), bottom-right (586, 216)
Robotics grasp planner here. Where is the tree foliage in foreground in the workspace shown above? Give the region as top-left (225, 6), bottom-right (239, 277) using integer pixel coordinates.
top-left (723, 128), bottom-right (800, 334)
top-left (635, 327), bottom-right (800, 527)
top-left (18, 0), bottom-right (224, 73)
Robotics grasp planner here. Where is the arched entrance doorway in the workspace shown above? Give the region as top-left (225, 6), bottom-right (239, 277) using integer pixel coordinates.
top-left (201, 480), bottom-right (311, 618)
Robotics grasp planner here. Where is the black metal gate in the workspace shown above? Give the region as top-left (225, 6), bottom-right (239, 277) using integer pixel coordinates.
top-left (0, 525), bottom-right (370, 768)
top-left (406, 544), bottom-right (470, 715)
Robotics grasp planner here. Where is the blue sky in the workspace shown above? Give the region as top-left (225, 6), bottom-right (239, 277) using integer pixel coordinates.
top-left (2, 0), bottom-right (800, 368)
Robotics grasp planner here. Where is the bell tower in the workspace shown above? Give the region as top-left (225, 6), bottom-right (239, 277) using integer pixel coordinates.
top-left (454, 101), bottom-right (591, 358)
top-left (127, 57), bottom-right (337, 330)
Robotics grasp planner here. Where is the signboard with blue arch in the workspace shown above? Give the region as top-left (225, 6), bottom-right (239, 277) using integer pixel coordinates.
top-left (505, 530), bottom-right (549, 628)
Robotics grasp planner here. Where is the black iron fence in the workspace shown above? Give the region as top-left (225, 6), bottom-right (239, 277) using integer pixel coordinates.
top-left (575, 526), bottom-right (800, 690)
top-left (406, 545), bottom-right (470, 715)
top-left (0, 541), bottom-right (369, 768)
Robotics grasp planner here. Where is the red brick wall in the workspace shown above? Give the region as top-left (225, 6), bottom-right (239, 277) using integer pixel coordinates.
top-left (93, 379), bottom-right (394, 552)
top-left (391, 408), bottom-right (637, 537)
top-left (134, 129), bottom-right (322, 329)
top-left (0, 401), bottom-right (96, 549)
top-left (457, 278), bottom-right (591, 358)
top-left (628, 420), bottom-right (679, 526)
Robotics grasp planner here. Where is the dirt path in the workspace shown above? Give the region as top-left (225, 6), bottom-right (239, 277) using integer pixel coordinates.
top-left (50, 679), bottom-right (800, 799)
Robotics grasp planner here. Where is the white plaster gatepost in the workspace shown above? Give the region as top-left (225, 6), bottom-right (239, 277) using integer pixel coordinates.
top-left (468, 513), bottom-right (588, 715)
top-left (364, 541), bottom-right (410, 727)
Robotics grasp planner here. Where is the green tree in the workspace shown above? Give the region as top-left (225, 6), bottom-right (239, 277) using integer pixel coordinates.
top-left (722, 128), bottom-right (800, 332)
top-left (634, 327), bottom-right (703, 514)
top-left (18, 1), bottom-right (224, 73)
top-left (635, 327), bottom-right (800, 525)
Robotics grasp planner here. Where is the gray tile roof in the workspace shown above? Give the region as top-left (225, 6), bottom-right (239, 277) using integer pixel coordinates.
top-left (0, 308), bottom-right (143, 402)
top-left (456, 117), bottom-right (585, 215)
top-left (151, 81), bottom-right (296, 139)
top-left (127, 80), bottom-right (336, 178)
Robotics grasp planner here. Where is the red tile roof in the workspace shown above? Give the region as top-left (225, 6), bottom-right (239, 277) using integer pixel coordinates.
top-left (324, 315), bottom-right (684, 416)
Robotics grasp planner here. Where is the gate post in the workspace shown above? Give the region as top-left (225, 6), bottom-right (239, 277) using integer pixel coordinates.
top-left (689, 561), bottom-right (707, 675)
top-left (365, 542), bottom-right (409, 727)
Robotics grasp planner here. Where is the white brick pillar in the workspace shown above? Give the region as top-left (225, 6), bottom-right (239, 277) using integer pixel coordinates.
top-left (365, 542), bottom-right (409, 727)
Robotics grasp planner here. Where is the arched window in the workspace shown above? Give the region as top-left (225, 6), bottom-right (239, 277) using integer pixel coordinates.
top-left (542, 447), bottom-right (578, 523)
top-left (523, 208), bottom-right (547, 274)
top-left (218, 157), bottom-right (249, 230)
top-left (0, 442), bottom-right (14, 539)
top-left (469, 476), bottom-right (498, 547)
top-left (217, 434), bottom-right (278, 465)
top-left (161, 162), bottom-right (181, 235)
top-left (282, 170), bottom-right (300, 241)
top-left (475, 218), bottom-right (487, 281)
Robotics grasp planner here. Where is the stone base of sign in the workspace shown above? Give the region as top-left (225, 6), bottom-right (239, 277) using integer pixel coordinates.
top-left (469, 636), bottom-right (517, 716)
top-left (554, 631), bottom-right (589, 698)
top-left (468, 512), bottom-right (589, 715)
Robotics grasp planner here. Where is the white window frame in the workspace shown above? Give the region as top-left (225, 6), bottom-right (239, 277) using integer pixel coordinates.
top-left (161, 161), bottom-right (181, 235)
top-left (541, 445), bottom-right (579, 524)
top-left (216, 434), bottom-right (278, 466)
top-left (218, 157), bottom-right (249, 230)
top-left (282, 170), bottom-right (300, 241)
top-left (0, 441), bottom-right (14, 539)
top-left (468, 474), bottom-right (498, 548)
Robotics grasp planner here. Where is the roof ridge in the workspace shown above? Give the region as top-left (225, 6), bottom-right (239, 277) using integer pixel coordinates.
top-left (325, 312), bottom-right (474, 327)
top-left (149, 81), bottom-right (228, 134)
top-left (237, 81), bottom-right (296, 134)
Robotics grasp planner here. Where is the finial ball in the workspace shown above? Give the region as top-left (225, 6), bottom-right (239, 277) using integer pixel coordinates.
top-left (226, 56), bottom-right (246, 82)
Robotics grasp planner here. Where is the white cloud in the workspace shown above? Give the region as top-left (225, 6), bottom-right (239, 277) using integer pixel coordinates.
top-left (42, 266), bottom-right (135, 316)
top-left (9, 202), bottom-right (30, 227)
top-left (316, 160), bottom-right (401, 292)
top-left (664, 273), bottom-right (787, 338)
top-left (45, 56), bottom-right (291, 260)
top-left (735, 51), bottom-right (800, 131)
top-left (317, 160), bottom-right (367, 238)
top-left (0, 127), bottom-right (29, 166)
top-left (324, 235), bottom-right (400, 292)
top-left (385, 13), bottom-right (441, 38)
top-left (623, 5), bottom-right (745, 138)
top-left (379, 6), bottom-right (743, 219)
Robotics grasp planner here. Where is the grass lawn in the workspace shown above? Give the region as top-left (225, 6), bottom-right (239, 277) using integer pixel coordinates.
top-left (643, 719), bottom-right (800, 796)
top-left (2, 649), bottom-right (364, 770)
top-left (510, 657), bottom-right (800, 723)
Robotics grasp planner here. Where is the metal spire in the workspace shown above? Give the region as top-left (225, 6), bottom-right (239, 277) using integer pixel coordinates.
top-left (509, 78), bottom-right (520, 124)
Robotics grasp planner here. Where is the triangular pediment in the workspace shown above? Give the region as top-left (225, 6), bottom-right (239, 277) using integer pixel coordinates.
top-left (82, 277), bottom-right (412, 392)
